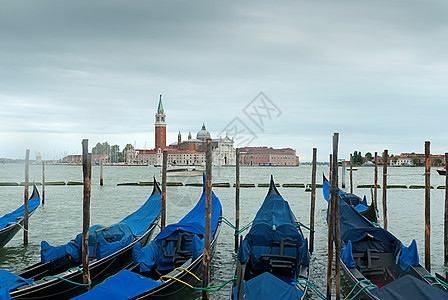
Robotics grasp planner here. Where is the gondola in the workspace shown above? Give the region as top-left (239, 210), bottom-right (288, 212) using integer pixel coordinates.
top-left (3, 178), bottom-right (162, 300)
top-left (334, 198), bottom-right (448, 299)
top-left (71, 173), bottom-right (222, 299)
top-left (323, 175), bottom-right (378, 223)
top-left (231, 176), bottom-right (310, 300)
top-left (0, 185), bottom-right (40, 248)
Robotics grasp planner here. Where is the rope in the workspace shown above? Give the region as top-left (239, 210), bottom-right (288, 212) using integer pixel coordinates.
top-left (41, 267), bottom-right (91, 286)
top-left (348, 284), bottom-right (377, 300)
top-left (296, 279), bottom-right (326, 300)
top-left (219, 216), bottom-right (238, 231)
top-left (174, 267), bottom-right (202, 282)
top-left (12, 222), bottom-right (29, 232)
top-left (344, 279), bottom-right (372, 300)
top-left (422, 275), bottom-right (448, 288)
top-left (296, 222), bottom-right (315, 232)
top-left (160, 274), bottom-right (236, 292)
top-left (152, 222), bottom-right (162, 229)
top-left (234, 222), bottom-right (253, 236)
top-left (160, 275), bottom-right (195, 288)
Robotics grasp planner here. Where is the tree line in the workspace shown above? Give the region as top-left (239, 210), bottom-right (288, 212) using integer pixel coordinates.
top-left (92, 142), bottom-right (135, 163)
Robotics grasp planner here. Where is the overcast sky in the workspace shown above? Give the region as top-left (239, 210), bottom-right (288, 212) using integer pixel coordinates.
top-left (1, 0), bottom-right (447, 161)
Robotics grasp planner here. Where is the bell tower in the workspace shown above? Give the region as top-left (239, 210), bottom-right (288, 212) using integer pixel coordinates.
top-left (155, 95), bottom-right (166, 150)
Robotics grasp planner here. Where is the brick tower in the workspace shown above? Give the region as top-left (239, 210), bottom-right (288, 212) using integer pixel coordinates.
top-left (155, 95), bottom-right (166, 150)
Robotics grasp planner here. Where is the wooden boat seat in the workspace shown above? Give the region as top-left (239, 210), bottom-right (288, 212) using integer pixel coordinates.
top-left (162, 231), bottom-right (195, 267)
top-left (354, 249), bottom-right (394, 277)
top-left (259, 238), bottom-right (298, 276)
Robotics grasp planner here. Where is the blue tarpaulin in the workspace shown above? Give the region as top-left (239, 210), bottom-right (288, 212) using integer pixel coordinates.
top-left (238, 191), bottom-right (310, 267)
top-left (370, 275), bottom-right (448, 300)
top-left (341, 240), bottom-right (355, 268)
top-left (323, 178), bottom-right (367, 212)
top-left (232, 272), bottom-right (304, 300)
top-left (40, 191), bottom-right (161, 263)
top-left (133, 186), bottom-right (222, 272)
top-left (71, 269), bottom-right (162, 300)
top-left (0, 195), bottom-right (40, 230)
top-left (0, 269), bottom-right (33, 291)
top-left (399, 239), bottom-right (419, 272)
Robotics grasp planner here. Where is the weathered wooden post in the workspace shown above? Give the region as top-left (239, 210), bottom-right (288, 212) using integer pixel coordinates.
top-left (382, 150), bottom-right (388, 230)
top-left (309, 148), bottom-right (317, 253)
top-left (42, 161), bottom-right (45, 205)
top-left (350, 154), bottom-right (353, 193)
top-left (327, 152), bottom-right (334, 300)
top-left (235, 148), bottom-right (240, 252)
top-left (81, 139), bottom-right (91, 289)
top-left (341, 160), bottom-right (346, 189)
top-left (374, 152), bottom-right (378, 208)
top-left (161, 151), bottom-right (168, 229)
top-left (424, 141), bottom-right (431, 272)
top-left (100, 161), bottom-right (104, 186)
top-left (444, 152), bottom-right (448, 264)
top-left (202, 139), bottom-right (212, 300)
top-left (24, 149), bottom-right (30, 246)
top-left (332, 134), bottom-right (341, 300)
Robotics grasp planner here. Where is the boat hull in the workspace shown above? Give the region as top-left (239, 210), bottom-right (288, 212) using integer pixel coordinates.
top-left (437, 169), bottom-right (446, 175)
top-left (132, 220), bottom-right (222, 299)
top-left (11, 222), bottom-right (157, 300)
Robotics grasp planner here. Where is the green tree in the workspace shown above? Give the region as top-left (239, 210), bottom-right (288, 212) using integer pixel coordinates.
top-left (412, 156), bottom-right (419, 166)
top-left (392, 156), bottom-right (398, 164)
top-left (352, 151), bottom-right (363, 166)
top-left (434, 158), bottom-right (442, 166)
top-left (365, 152), bottom-right (373, 162)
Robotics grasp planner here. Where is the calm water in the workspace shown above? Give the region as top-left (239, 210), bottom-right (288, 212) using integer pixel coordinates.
top-left (0, 163), bottom-right (447, 299)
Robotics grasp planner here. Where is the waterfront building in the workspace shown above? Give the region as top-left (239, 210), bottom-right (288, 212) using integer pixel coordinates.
top-left (239, 147), bottom-right (299, 166)
top-left (132, 97), bottom-right (236, 166)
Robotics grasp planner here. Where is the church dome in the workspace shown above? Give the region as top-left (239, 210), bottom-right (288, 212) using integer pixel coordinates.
top-left (196, 123), bottom-right (211, 140)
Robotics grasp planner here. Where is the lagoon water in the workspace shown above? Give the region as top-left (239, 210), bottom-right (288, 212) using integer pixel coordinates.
top-left (1, 163), bottom-right (447, 299)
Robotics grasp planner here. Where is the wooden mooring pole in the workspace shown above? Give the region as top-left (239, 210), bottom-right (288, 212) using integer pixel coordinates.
top-left (349, 154), bottom-right (353, 193)
top-left (444, 152), bottom-right (448, 264)
top-left (382, 150), bottom-right (388, 230)
top-left (24, 149), bottom-right (30, 246)
top-left (309, 148), bottom-right (317, 253)
top-left (235, 148), bottom-right (240, 253)
top-left (161, 151), bottom-right (168, 229)
top-left (332, 134), bottom-right (341, 300)
top-left (202, 139), bottom-right (212, 300)
top-left (100, 161), bottom-right (104, 186)
top-left (326, 153), bottom-right (334, 300)
top-left (81, 139), bottom-right (91, 289)
top-left (424, 141), bottom-right (431, 272)
top-left (42, 161), bottom-right (45, 205)
top-left (374, 152), bottom-right (378, 208)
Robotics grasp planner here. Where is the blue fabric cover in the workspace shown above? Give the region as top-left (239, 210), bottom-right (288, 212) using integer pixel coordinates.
top-left (133, 188), bottom-right (222, 272)
top-left (41, 191), bottom-right (161, 263)
top-left (399, 239), bottom-right (419, 272)
top-left (341, 240), bottom-right (356, 268)
top-left (0, 269), bottom-right (33, 290)
top-left (0, 197), bottom-right (40, 230)
top-left (323, 179), bottom-right (367, 213)
top-left (0, 287), bottom-right (11, 300)
top-left (71, 269), bottom-right (162, 300)
top-left (238, 192), bottom-right (310, 267)
top-left (338, 200), bottom-right (403, 258)
top-left (232, 272), bottom-right (304, 300)
top-left (370, 275), bottom-right (448, 300)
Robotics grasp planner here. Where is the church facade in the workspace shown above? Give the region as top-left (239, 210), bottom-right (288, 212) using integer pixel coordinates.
top-left (129, 96), bottom-right (236, 166)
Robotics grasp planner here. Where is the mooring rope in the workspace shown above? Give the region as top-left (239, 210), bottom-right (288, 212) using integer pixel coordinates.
top-left (41, 267), bottom-right (92, 286)
top-left (296, 278), bottom-right (327, 300)
top-left (422, 275), bottom-right (448, 288)
top-left (344, 279), bottom-right (377, 300)
top-left (218, 216), bottom-right (253, 236)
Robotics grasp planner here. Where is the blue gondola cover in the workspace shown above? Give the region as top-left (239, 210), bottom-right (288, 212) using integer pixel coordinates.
top-left (0, 269), bottom-right (33, 292)
top-left (232, 272), bottom-right (304, 300)
top-left (398, 239), bottom-right (419, 272)
top-left (341, 240), bottom-right (355, 268)
top-left (40, 191), bottom-right (161, 263)
top-left (0, 197), bottom-right (40, 230)
top-left (133, 188), bottom-right (222, 272)
top-left (370, 275), bottom-right (448, 300)
top-left (71, 269), bottom-right (162, 300)
top-left (238, 192), bottom-right (310, 266)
